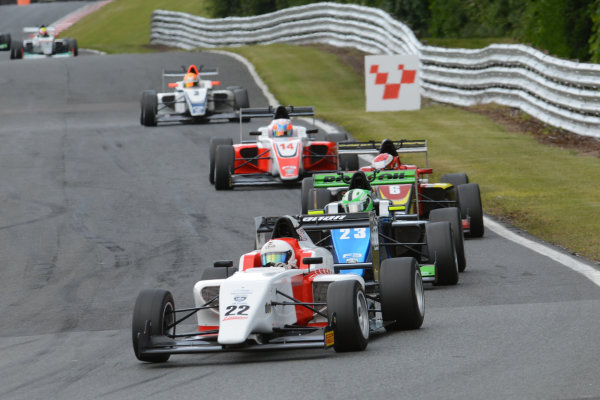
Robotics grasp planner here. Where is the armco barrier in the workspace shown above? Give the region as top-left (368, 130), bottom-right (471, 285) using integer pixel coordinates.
top-left (150, 2), bottom-right (600, 138)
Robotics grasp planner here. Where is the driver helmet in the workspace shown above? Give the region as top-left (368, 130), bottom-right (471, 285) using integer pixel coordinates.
top-left (271, 118), bottom-right (293, 137)
top-left (260, 239), bottom-right (297, 268)
top-left (341, 188), bottom-right (373, 213)
top-left (39, 26), bottom-right (48, 36)
top-left (371, 153), bottom-right (395, 170)
top-left (183, 72), bottom-right (198, 88)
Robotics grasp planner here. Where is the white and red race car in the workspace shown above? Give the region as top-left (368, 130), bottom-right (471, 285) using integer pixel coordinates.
top-left (209, 105), bottom-right (358, 189)
top-left (10, 26), bottom-right (77, 60)
top-left (132, 216), bottom-right (423, 361)
top-left (140, 64), bottom-right (250, 126)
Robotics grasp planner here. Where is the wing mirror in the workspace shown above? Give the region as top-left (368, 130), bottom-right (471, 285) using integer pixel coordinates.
top-left (417, 168), bottom-right (433, 175)
top-left (214, 260), bottom-right (233, 268)
top-left (306, 128), bottom-right (318, 134)
top-left (303, 257), bottom-right (323, 265)
top-left (249, 131), bottom-right (261, 136)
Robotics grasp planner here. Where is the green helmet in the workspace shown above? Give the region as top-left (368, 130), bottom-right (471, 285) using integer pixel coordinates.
top-left (341, 189), bottom-right (373, 213)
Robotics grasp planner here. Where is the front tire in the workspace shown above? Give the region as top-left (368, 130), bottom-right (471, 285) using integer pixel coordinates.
top-left (209, 138), bottom-right (233, 184)
top-left (339, 153), bottom-right (359, 171)
top-left (132, 289), bottom-right (175, 363)
top-left (214, 145), bottom-right (234, 190)
top-left (380, 257), bottom-right (425, 330)
top-left (140, 90), bottom-right (157, 127)
top-left (441, 172), bottom-right (468, 187)
top-left (327, 280), bottom-right (369, 352)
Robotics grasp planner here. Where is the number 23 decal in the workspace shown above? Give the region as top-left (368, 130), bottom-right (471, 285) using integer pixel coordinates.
top-left (225, 305), bottom-right (250, 315)
top-left (339, 228), bottom-right (367, 239)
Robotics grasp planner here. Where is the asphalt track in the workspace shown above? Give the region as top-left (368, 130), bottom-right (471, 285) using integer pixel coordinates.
top-left (1, 4), bottom-right (600, 400)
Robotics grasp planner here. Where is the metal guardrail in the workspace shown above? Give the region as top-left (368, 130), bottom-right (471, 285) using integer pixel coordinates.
top-left (150, 2), bottom-right (600, 138)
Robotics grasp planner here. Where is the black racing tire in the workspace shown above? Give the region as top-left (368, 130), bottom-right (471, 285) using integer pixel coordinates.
top-left (140, 90), bottom-right (157, 127)
top-left (10, 41), bottom-right (23, 59)
top-left (429, 207), bottom-right (466, 272)
top-left (132, 289), bottom-right (175, 363)
top-left (201, 267), bottom-right (231, 280)
top-left (68, 38), bottom-right (78, 56)
top-left (233, 88), bottom-right (249, 110)
top-left (0, 34), bottom-right (11, 51)
top-left (441, 172), bottom-right (469, 187)
top-left (457, 183), bottom-right (484, 238)
top-left (209, 138), bottom-right (233, 184)
top-left (301, 177), bottom-right (314, 214)
top-left (327, 133), bottom-right (348, 143)
top-left (380, 257), bottom-right (425, 330)
top-left (327, 280), bottom-right (369, 352)
top-left (339, 153), bottom-right (359, 171)
top-left (426, 221), bottom-right (459, 285)
top-left (214, 144), bottom-right (234, 190)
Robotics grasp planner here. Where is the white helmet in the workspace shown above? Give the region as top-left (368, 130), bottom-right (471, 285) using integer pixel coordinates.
top-left (260, 239), bottom-right (297, 268)
top-left (371, 153), bottom-right (394, 169)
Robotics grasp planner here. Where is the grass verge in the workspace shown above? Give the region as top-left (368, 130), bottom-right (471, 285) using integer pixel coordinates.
top-left (62, 4), bottom-right (600, 262)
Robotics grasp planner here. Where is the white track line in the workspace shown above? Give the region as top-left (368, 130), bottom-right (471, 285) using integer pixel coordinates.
top-left (215, 50), bottom-right (600, 287)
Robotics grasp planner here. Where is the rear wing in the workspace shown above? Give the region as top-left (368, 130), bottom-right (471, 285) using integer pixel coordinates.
top-left (255, 212), bottom-right (377, 248)
top-left (239, 105), bottom-right (315, 141)
top-left (338, 139), bottom-right (428, 166)
top-left (312, 169), bottom-right (418, 188)
top-left (23, 26), bottom-right (56, 35)
top-left (240, 106), bottom-right (315, 119)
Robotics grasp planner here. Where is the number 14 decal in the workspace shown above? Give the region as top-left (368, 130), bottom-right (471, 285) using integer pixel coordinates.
top-left (339, 228), bottom-right (367, 239)
top-left (279, 142), bottom-right (295, 150)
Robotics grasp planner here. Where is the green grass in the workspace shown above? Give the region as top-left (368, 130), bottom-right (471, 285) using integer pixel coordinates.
top-left (63, 0), bottom-right (210, 54)
top-left (63, 3), bottom-right (600, 262)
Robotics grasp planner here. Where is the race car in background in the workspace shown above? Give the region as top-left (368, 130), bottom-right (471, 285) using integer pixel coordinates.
top-left (0, 33), bottom-right (11, 51)
top-left (209, 105), bottom-right (359, 189)
top-left (140, 64), bottom-right (250, 126)
top-left (302, 139), bottom-right (484, 239)
top-left (10, 26), bottom-right (78, 60)
top-left (131, 216), bottom-right (423, 361)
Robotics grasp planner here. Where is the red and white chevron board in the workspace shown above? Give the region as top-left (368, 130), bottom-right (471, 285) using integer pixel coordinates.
top-left (50, 0), bottom-right (114, 36)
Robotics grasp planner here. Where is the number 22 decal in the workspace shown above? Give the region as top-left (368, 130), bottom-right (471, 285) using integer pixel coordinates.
top-left (225, 305), bottom-right (250, 316)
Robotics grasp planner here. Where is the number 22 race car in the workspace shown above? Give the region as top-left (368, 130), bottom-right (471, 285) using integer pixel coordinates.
top-left (209, 105), bottom-right (358, 189)
top-left (132, 216), bottom-right (424, 361)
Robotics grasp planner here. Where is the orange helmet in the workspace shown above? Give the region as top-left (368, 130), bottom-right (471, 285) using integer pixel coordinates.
top-left (183, 72), bottom-right (198, 88)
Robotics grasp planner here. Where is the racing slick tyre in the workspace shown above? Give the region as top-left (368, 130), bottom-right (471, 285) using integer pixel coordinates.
top-left (327, 133), bottom-right (348, 143)
top-left (429, 207), bottom-right (466, 272)
top-left (380, 257), bottom-right (425, 331)
top-left (67, 38), bottom-right (78, 56)
top-left (233, 88), bottom-right (250, 110)
top-left (457, 183), bottom-right (484, 238)
top-left (0, 34), bottom-right (11, 51)
top-left (426, 221), bottom-right (459, 285)
top-left (140, 90), bottom-right (157, 126)
top-left (441, 172), bottom-right (469, 187)
top-left (301, 177), bottom-right (314, 214)
top-left (214, 145), bottom-right (234, 190)
top-left (201, 267), bottom-right (231, 280)
top-left (209, 138), bottom-right (233, 184)
top-left (327, 280), bottom-right (369, 352)
top-left (10, 41), bottom-right (23, 59)
top-left (132, 289), bottom-right (175, 363)
top-left (339, 153), bottom-right (359, 171)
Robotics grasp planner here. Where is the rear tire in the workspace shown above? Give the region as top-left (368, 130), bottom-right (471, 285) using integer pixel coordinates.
top-left (429, 207), bottom-right (466, 272)
top-left (339, 153), bottom-right (359, 171)
top-left (426, 221), bottom-right (459, 285)
top-left (68, 38), bottom-right (78, 56)
top-left (441, 173), bottom-right (468, 187)
top-left (10, 41), bottom-right (23, 59)
top-left (327, 280), bottom-right (369, 352)
top-left (209, 138), bottom-right (233, 184)
top-left (301, 177), bottom-right (314, 213)
top-left (380, 257), bottom-right (425, 330)
top-left (457, 183), bottom-right (484, 238)
top-left (233, 88), bottom-right (249, 110)
top-left (140, 90), bottom-right (157, 126)
top-left (132, 289), bottom-right (175, 363)
top-left (214, 145), bottom-right (234, 190)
